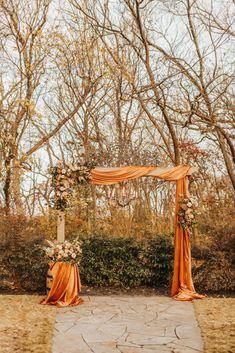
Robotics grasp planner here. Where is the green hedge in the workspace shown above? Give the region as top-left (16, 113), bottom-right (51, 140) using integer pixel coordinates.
top-left (79, 236), bottom-right (174, 288)
top-left (0, 216), bottom-right (48, 292)
top-left (0, 234), bottom-right (174, 292)
top-left (1, 231), bottom-right (234, 293)
top-left (1, 238), bottom-right (48, 292)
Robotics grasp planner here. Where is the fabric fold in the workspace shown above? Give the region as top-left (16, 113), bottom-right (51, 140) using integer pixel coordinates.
top-left (41, 262), bottom-right (84, 308)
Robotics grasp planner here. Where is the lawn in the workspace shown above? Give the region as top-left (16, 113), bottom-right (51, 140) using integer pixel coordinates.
top-left (194, 298), bottom-right (235, 353)
top-left (0, 295), bottom-right (56, 353)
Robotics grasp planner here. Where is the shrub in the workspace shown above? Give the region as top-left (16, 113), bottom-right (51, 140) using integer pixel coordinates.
top-left (79, 235), bottom-right (174, 288)
top-left (1, 222), bottom-right (174, 292)
top-left (142, 235), bottom-right (174, 286)
top-left (0, 215), bottom-right (48, 292)
top-left (193, 251), bottom-right (235, 292)
top-left (1, 215), bottom-right (233, 293)
top-left (79, 236), bottom-right (147, 287)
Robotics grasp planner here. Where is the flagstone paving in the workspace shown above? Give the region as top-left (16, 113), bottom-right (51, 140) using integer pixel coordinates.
top-left (52, 296), bottom-right (203, 353)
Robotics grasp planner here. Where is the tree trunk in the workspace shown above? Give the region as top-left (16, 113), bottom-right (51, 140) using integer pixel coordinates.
top-left (12, 159), bottom-right (24, 215)
top-left (3, 157), bottom-right (12, 215)
top-left (217, 130), bottom-right (235, 190)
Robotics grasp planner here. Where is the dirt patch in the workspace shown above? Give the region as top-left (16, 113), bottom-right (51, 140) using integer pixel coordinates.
top-left (194, 298), bottom-right (235, 353)
top-left (0, 285), bottom-right (170, 297)
top-left (80, 285), bottom-right (170, 296)
top-left (0, 295), bottom-right (56, 353)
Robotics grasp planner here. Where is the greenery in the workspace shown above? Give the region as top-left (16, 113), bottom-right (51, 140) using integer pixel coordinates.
top-left (0, 215), bottom-right (234, 294)
top-left (79, 235), bottom-right (174, 287)
top-left (0, 217), bottom-right (174, 291)
top-left (0, 216), bottom-right (48, 292)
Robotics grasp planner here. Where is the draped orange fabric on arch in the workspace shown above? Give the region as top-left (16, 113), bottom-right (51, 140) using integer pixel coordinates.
top-left (91, 165), bottom-right (204, 301)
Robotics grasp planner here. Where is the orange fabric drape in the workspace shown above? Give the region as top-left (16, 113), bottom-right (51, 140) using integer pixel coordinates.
top-left (172, 178), bottom-right (204, 300)
top-left (91, 166), bottom-right (156, 185)
top-left (91, 165), bottom-right (192, 185)
top-left (91, 164), bottom-right (204, 301)
top-left (41, 262), bottom-right (84, 308)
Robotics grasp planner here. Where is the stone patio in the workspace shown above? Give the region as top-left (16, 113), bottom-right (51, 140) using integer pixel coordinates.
top-left (52, 296), bottom-right (203, 353)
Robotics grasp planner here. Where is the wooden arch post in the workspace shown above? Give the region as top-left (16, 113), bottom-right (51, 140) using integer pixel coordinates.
top-left (57, 210), bottom-right (65, 242)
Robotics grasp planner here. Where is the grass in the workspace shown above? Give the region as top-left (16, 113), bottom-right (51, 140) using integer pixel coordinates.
top-left (0, 295), bottom-right (56, 353)
top-left (194, 298), bottom-right (235, 353)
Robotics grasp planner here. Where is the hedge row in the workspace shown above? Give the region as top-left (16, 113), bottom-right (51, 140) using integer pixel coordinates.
top-left (79, 236), bottom-right (174, 288)
top-left (1, 228), bottom-right (234, 293)
top-left (1, 235), bottom-right (174, 292)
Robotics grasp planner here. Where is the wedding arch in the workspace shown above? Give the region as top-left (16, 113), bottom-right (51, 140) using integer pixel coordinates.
top-left (53, 164), bottom-right (203, 301)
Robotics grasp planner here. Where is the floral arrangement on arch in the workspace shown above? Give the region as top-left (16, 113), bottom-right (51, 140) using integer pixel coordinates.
top-left (43, 239), bottom-right (83, 265)
top-left (50, 160), bottom-right (95, 211)
top-left (178, 196), bottom-right (199, 235)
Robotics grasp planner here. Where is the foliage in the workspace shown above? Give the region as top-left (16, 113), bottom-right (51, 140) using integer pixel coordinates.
top-left (0, 216), bottom-right (48, 292)
top-left (0, 216), bottom-right (174, 291)
top-left (193, 251), bottom-right (235, 292)
top-left (197, 198), bottom-right (235, 252)
top-left (142, 236), bottom-right (174, 286)
top-left (0, 215), bottom-right (234, 293)
top-left (79, 235), bottom-right (174, 288)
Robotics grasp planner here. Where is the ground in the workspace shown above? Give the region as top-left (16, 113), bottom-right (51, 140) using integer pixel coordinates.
top-left (0, 295), bottom-right (56, 353)
top-left (0, 293), bottom-right (234, 353)
top-left (194, 298), bottom-right (235, 353)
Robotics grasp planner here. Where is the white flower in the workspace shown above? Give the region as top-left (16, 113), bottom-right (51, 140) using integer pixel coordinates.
top-left (190, 214), bottom-right (194, 219)
top-left (71, 253), bottom-right (76, 259)
top-left (187, 202), bottom-right (192, 207)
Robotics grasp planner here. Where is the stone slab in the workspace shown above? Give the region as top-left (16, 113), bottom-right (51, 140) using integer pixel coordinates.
top-left (52, 296), bottom-right (204, 353)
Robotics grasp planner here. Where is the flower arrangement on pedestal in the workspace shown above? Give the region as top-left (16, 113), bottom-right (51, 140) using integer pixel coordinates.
top-left (50, 161), bottom-right (95, 211)
top-left (43, 239), bottom-right (83, 265)
top-left (178, 196), bottom-right (199, 235)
